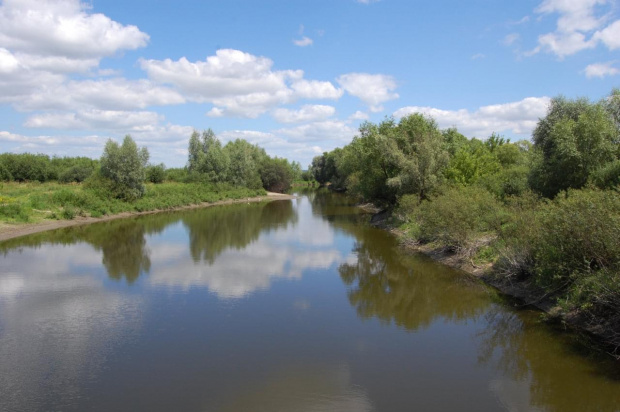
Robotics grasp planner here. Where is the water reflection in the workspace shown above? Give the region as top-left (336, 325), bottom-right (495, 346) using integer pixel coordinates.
top-left (184, 200), bottom-right (296, 264)
top-left (338, 226), bottom-right (490, 331)
top-left (478, 308), bottom-right (620, 412)
top-left (1, 191), bottom-right (620, 412)
top-left (149, 198), bottom-right (350, 298)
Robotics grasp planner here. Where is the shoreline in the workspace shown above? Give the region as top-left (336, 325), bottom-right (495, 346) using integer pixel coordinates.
top-left (0, 192), bottom-right (296, 243)
top-left (384, 225), bottom-right (619, 359)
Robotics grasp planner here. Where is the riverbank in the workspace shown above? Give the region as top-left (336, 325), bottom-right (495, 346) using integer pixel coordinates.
top-left (0, 191), bottom-right (295, 242)
top-left (372, 215), bottom-right (620, 360)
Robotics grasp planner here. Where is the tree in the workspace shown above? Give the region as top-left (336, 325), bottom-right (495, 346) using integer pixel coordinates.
top-left (187, 129), bottom-right (230, 183)
top-left (260, 157), bottom-right (293, 193)
top-left (223, 138), bottom-right (265, 188)
top-left (387, 113), bottom-right (450, 201)
top-left (100, 135), bottom-right (149, 200)
top-left (530, 96), bottom-right (619, 197)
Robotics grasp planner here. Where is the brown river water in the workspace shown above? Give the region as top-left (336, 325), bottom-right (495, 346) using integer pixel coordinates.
top-left (0, 189), bottom-right (618, 411)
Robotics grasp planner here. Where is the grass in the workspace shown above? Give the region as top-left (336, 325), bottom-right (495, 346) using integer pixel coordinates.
top-left (0, 181), bottom-right (266, 224)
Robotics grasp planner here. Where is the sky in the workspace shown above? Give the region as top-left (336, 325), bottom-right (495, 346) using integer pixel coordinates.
top-left (0, 0), bottom-right (619, 168)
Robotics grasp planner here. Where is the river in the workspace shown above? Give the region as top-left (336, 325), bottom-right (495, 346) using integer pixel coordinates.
top-left (0, 190), bottom-right (618, 411)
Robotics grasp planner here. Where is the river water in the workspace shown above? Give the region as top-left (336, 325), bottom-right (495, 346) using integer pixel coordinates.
top-left (0, 190), bottom-right (618, 411)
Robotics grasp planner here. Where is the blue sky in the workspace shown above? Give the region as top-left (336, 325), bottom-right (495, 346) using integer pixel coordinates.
top-left (1, 0), bottom-right (619, 168)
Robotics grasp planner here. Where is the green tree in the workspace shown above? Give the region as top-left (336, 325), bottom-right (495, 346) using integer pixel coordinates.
top-left (387, 113), bottom-right (450, 201)
top-left (187, 129), bottom-right (230, 183)
top-left (99, 135), bottom-right (149, 200)
top-left (260, 157), bottom-right (293, 192)
top-left (223, 138), bottom-right (265, 188)
top-left (530, 96), bottom-right (619, 197)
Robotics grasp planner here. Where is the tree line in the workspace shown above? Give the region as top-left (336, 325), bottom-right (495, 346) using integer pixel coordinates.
top-left (0, 129), bottom-right (303, 199)
top-left (309, 88), bottom-right (620, 350)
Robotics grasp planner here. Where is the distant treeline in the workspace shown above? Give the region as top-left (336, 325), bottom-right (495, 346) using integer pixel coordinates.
top-left (309, 88), bottom-right (620, 351)
top-left (0, 129), bottom-right (303, 195)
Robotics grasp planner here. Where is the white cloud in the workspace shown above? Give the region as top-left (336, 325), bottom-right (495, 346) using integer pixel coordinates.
top-left (393, 96), bottom-right (551, 138)
top-left (0, 0), bottom-right (148, 59)
top-left (471, 53), bottom-right (486, 60)
top-left (14, 78), bottom-right (185, 112)
top-left (584, 61), bottom-right (620, 78)
top-left (356, 0), bottom-right (380, 4)
top-left (348, 111), bottom-right (369, 121)
top-left (24, 110), bottom-right (163, 130)
top-left (272, 105), bottom-right (336, 123)
top-left (337, 73), bottom-right (399, 112)
top-left (276, 120), bottom-right (356, 144)
top-left (141, 49), bottom-right (345, 118)
top-left (293, 36), bottom-right (313, 47)
top-left (291, 79), bottom-right (343, 100)
top-left (528, 0), bottom-right (620, 58)
top-left (593, 19), bottom-right (620, 50)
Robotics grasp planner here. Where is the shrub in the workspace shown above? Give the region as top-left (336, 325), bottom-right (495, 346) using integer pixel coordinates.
top-left (414, 185), bottom-right (506, 252)
top-left (260, 157), bottom-right (293, 193)
top-left (58, 165), bottom-right (94, 183)
top-left (529, 189), bottom-right (620, 288)
top-left (146, 163), bottom-right (166, 184)
top-left (0, 162), bottom-right (12, 181)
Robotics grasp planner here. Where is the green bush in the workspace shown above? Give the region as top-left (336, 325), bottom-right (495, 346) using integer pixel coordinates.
top-left (58, 165), bottom-right (94, 183)
top-left (413, 185), bottom-right (506, 252)
top-left (146, 164), bottom-right (166, 184)
top-left (528, 189), bottom-right (620, 288)
top-left (0, 202), bottom-right (30, 222)
top-left (0, 162), bottom-right (12, 181)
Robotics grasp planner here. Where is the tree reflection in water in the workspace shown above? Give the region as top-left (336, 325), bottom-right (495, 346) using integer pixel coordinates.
top-left (477, 307), bottom-right (620, 412)
top-left (0, 200), bottom-right (297, 284)
top-left (338, 222), bottom-right (491, 331)
top-left (183, 200), bottom-right (296, 264)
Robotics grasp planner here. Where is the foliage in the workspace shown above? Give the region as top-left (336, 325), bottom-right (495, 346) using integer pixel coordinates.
top-left (99, 135), bottom-right (150, 201)
top-left (591, 160), bottom-right (620, 190)
top-left (223, 138), bottom-right (265, 189)
top-left (386, 114), bottom-right (450, 201)
top-left (530, 96), bottom-right (619, 198)
top-left (0, 161), bottom-right (13, 181)
top-left (58, 165), bottom-right (95, 183)
top-left (412, 185), bottom-right (506, 252)
top-left (260, 157), bottom-right (293, 193)
top-left (0, 153), bottom-right (51, 182)
top-left (146, 163), bottom-right (166, 184)
top-left (187, 129), bottom-right (230, 183)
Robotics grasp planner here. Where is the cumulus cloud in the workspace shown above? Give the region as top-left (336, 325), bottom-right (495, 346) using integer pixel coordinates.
top-left (528, 0), bottom-right (620, 58)
top-left (24, 110), bottom-right (163, 130)
top-left (348, 111), bottom-right (369, 121)
top-left (0, 0), bottom-right (148, 73)
top-left (0, 0), bottom-right (148, 58)
top-left (584, 61), bottom-right (620, 78)
top-left (337, 73), bottom-right (399, 112)
top-left (141, 49), bottom-right (344, 118)
top-left (14, 78), bottom-right (185, 112)
top-left (290, 79), bottom-right (343, 100)
top-left (272, 105), bottom-right (336, 123)
top-left (393, 96), bottom-right (550, 138)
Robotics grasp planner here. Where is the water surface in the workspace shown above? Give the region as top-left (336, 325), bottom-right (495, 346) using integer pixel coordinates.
top-left (1, 190), bottom-right (619, 411)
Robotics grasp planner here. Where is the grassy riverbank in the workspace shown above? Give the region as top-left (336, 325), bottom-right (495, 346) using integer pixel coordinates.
top-left (0, 181), bottom-right (266, 226)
